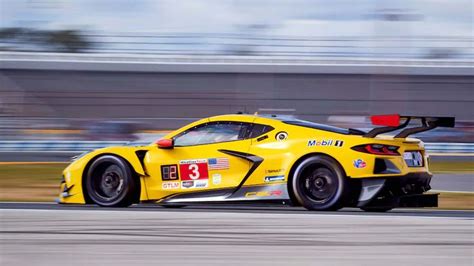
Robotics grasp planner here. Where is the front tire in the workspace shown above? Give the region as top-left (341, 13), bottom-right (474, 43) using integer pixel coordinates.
top-left (292, 155), bottom-right (349, 211)
top-left (85, 155), bottom-right (137, 207)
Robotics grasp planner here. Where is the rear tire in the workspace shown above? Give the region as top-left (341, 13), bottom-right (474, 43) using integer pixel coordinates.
top-left (292, 155), bottom-right (349, 211)
top-left (85, 155), bottom-right (137, 207)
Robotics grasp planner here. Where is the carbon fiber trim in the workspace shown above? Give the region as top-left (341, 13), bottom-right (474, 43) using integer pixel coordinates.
top-left (217, 149), bottom-right (263, 194)
top-left (161, 184), bottom-right (290, 203)
top-left (160, 188), bottom-right (234, 203)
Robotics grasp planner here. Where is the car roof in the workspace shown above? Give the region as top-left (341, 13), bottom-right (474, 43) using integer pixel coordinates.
top-left (209, 114), bottom-right (258, 120)
top-left (208, 113), bottom-right (293, 121)
top-left (207, 114), bottom-right (353, 135)
top-left (208, 113), bottom-right (295, 124)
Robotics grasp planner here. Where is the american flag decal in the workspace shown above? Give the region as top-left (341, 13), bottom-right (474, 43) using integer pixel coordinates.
top-left (208, 157), bottom-right (230, 170)
top-left (334, 140), bottom-right (344, 147)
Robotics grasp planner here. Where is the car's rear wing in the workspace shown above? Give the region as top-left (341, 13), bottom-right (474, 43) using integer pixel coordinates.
top-left (364, 114), bottom-right (455, 138)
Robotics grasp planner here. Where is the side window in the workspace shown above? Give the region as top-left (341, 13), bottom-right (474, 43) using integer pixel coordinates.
top-left (174, 122), bottom-right (251, 146)
top-left (249, 124), bottom-right (274, 138)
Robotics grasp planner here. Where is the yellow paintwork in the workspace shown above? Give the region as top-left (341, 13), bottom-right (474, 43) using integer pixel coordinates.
top-left (59, 146), bottom-right (151, 204)
top-left (58, 114), bottom-right (431, 204)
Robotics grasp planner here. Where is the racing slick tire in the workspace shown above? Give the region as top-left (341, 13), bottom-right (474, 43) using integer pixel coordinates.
top-left (292, 155), bottom-right (349, 211)
top-left (85, 155), bottom-right (137, 207)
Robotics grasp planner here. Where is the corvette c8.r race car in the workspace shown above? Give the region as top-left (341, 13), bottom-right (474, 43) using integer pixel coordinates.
top-left (58, 114), bottom-right (455, 212)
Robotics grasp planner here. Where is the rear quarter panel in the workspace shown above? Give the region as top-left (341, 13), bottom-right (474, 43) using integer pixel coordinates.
top-left (247, 118), bottom-right (429, 185)
top-left (247, 119), bottom-right (360, 185)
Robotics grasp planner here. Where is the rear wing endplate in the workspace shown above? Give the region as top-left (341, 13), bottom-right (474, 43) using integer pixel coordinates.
top-left (364, 114), bottom-right (455, 138)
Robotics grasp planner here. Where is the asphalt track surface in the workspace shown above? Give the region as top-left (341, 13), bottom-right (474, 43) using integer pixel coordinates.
top-left (0, 203), bottom-right (473, 266)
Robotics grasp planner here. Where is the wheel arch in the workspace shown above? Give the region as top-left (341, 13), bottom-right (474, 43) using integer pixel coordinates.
top-left (81, 153), bottom-right (143, 204)
top-left (287, 152), bottom-right (348, 206)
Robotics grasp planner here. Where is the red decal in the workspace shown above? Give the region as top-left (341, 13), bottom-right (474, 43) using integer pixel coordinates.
top-left (270, 190), bottom-right (283, 196)
top-left (179, 159), bottom-right (209, 181)
top-left (371, 114), bottom-right (400, 127)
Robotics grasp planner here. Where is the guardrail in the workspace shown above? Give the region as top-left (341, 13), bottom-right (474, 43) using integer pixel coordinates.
top-left (0, 141), bottom-right (472, 154)
top-left (0, 141), bottom-right (142, 152)
top-left (424, 143), bottom-right (474, 154)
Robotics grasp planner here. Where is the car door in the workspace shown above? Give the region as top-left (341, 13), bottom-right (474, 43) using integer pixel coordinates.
top-left (144, 120), bottom-right (253, 200)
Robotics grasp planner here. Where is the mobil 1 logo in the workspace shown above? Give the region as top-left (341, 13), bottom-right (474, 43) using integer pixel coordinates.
top-left (307, 139), bottom-right (344, 147)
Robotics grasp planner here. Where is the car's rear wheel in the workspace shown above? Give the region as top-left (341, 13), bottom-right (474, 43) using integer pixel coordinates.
top-left (85, 155), bottom-right (137, 207)
top-left (292, 155), bottom-right (349, 211)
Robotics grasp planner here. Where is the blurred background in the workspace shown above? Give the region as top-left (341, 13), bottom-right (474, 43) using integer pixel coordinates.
top-left (0, 0), bottom-right (472, 155)
top-left (0, 3), bottom-right (473, 265)
top-left (0, 0), bottom-right (471, 212)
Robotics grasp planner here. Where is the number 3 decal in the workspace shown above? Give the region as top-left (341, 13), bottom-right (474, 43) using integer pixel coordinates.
top-left (179, 160), bottom-right (209, 181)
top-left (188, 164), bottom-right (200, 180)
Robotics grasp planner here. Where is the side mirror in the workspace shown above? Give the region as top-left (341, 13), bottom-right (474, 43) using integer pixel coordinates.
top-left (156, 138), bottom-right (174, 149)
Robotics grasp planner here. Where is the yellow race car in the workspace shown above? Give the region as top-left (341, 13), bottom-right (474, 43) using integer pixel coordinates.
top-left (58, 114), bottom-right (455, 211)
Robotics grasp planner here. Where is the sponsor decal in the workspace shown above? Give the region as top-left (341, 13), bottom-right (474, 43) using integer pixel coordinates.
top-left (264, 175), bottom-right (285, 183)
top-left (181, 180), bottom-right (208, 189)
top-left (179, 159), bottom-right (209, 181)
top-left (161, 164), bottom-right (179, 180)
top-left (212, 173), bottom-right (222, 185)
top-left (229, 184), bottom-right (288, 199)
top-left (265, 168), bottom-right (285, 174)
top-left (275, 131), bottom-right (288, 141)
top-left (334, 140), bottom-right (344, 147)
top-left (245, 190), bottom-right (283, 198)
top-left (194, 180), bottom-right (208, 188)
top-left (353, 159), bottom-right (367, 169)
top-left (307, 139), bottom-right (344, 147)
top-left (182, 180), bottom-right (194, 188)
top-left (179, 159), bottom-right (207, 164)
top-left (208, 157), bottom-right (230, 170)
top-left (162, 181), bottom-right (180, 189)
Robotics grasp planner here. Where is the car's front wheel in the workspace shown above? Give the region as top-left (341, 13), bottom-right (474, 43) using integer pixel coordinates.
top-left (292, 155), bottom-right (349, 211)
top-left (85, 155), bottom-right (137, 207)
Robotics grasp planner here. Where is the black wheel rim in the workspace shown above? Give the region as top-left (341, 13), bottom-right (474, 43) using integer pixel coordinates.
top-left (300, 167), bottom-right (338, 204)
top-left (91, 164), bottom-right (125, 202)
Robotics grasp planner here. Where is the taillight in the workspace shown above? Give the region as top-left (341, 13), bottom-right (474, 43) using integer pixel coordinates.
top-left (352, 144), bottom-right (400, 156)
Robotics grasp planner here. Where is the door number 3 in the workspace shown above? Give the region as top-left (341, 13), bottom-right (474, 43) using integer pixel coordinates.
top-left (179, 160), bottom-right (208, 181)
top-left (188, 164), bottom-right (200, 180)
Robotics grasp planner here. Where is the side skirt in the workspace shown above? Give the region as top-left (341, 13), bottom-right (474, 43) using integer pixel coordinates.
top-left (160, 183), bottom-right (290, 204)
top-left (159, 199), bottom-right (292, 207)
